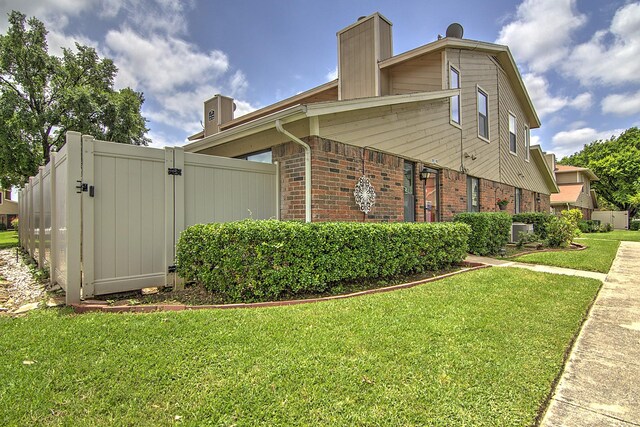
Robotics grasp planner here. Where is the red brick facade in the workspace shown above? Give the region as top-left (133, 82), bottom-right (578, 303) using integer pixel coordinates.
top-left (273, 137), bottom-right (551, 222)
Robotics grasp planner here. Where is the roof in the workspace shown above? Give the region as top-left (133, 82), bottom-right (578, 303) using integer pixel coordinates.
top-left (184, 89), bottom-right (459, 153)
top-left (550, 184), bottom-right (584, 204)
top-left (555, 164), bottom-right (599, 181)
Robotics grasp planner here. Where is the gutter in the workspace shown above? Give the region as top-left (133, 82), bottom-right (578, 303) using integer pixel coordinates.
top-left (275, 119), bottom-right (312, 223)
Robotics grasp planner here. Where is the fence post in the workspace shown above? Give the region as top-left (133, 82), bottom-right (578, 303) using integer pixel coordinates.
top-left (164, 147), bottom-right (175, 288)
top-left (38, 166), bottom-right (45, 268)
top-left (28, 177), bottom-right (35, 257)
top-left (81, 136), bottom-right (95, 298)
top-left (173, 147), bottom-right (185, 290)
top-left (49, 152), bottom-right (58, 286)
top-left (65, 132), bottom-right (83, 304)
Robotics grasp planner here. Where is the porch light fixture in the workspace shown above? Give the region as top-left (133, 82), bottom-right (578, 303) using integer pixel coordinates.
top-left (420, 167), bottom-right (430, 181)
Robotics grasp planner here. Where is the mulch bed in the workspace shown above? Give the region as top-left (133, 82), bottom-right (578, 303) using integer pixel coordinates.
top-left (73, 262), bottom-right (489, 314)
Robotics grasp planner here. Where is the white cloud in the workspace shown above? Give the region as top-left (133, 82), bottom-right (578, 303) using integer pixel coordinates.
top-left (326, 67), bottom-right (338, 81)
top-left (601, 91), bottom-right (640, 116)
top-left (105, 28), bottom-right (229, 93)
top-left (530, 135), bottom-right (541, 146)
top-left (564, 2), bottom-right (640, 85)
top-left (523, 73), bottom-right (591, 117)
top-left (233, 99), bottom-right (259, 118)
top-left (551, 127), bottom-right (625, 158)
top-left (229, 70), bottom-right (248, 97)
top-left (496, 0), bottom-right (586, 73)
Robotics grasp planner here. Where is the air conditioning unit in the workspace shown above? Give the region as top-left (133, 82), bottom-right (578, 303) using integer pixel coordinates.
top-left (511, 222), bottom-right (534, 243)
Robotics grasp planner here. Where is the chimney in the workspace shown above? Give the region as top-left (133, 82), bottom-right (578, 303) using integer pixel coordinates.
top-left (203, 94), bottom-right (235, 136)
top-left (337, 12), bottom-right (393, 100)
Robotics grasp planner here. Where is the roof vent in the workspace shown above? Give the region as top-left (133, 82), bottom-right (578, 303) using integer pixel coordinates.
top-left (446, 23), bottom-right (464, 38)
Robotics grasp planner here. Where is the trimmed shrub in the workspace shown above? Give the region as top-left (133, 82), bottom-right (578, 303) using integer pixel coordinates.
top-left (599, 223), bottom-right (613, 233)
top-left (0, 223), bottom-right (6, 231)
top-left (10, 217), bottom-right (18, 231)
top-left (176, 220), bottom-right (471, 302)
top-left (630, 220), bottom-right (640, 231)
top-left (453, 212), bottom-right (512, 256)
top-left (546, 210), bottom-right (582, 248)
top-left (512, 212), bottom-right (553, 239)
top-left (578, 219), bottom-right (601, 233)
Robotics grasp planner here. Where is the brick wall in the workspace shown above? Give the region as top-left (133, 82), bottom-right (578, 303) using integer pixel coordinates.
top-left (274, 136), bottom-right (552, 222)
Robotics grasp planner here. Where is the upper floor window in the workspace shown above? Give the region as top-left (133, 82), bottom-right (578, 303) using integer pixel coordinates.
top-left (477, 87), bottom-right (489, 141)
top-left (509, 113), bottom-right (517, 154)
top-left (524, 125), bottom-right (530, 161)
top-left (449, 65), bottom-right (460, 125)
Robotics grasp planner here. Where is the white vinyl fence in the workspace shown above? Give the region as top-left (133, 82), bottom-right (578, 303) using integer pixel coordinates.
top-left (19, 131), bottom-right (278, 304)
top-left (592, 210), bottom-right (629, 230)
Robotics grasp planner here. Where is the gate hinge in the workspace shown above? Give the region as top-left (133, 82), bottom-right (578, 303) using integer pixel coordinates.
top-left (168, 168), bottom-right (182, 176)
top-left (167, 265), bottom-right (177, 273)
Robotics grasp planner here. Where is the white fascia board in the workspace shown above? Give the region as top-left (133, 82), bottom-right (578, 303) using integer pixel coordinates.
top-left (305, 90), bottom-right (459, 117)
top-left (531, 145), bottom-right (560, 193)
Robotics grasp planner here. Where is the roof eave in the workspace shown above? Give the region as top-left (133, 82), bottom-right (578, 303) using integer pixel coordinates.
top-left (531, 145), bottom-right (559, 193)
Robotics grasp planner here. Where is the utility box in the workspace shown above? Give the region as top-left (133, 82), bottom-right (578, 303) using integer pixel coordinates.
top-left (511, 222), bottom-right (534, 243)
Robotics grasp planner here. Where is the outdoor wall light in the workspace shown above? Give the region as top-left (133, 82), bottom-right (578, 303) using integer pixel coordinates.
top-left (420, 167), bottom-right (430, 181)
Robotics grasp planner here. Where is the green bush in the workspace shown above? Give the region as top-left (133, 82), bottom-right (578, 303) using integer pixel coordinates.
top-left (598, 223), bottom-right (613, 233)
top-left (630, 220), bottom-right (640, 231)
top-left (511, 212), bottom-right (553, 239)
top-left (453, 212), bottom-right (512, 256)
top-left (578, 219), bottom-right (601, 233)
top-left (176, 220), bottom-right (471, 302)
top-left (10, 217), bottom-right (18, 231)
top-left (0, 223), bottom-right (6, 231)
top-left (546, 211), bottom-right (582, 248)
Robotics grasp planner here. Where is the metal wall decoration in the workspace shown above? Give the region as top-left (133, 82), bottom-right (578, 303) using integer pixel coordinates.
top-left (354, 176), bottom-right (376, 214)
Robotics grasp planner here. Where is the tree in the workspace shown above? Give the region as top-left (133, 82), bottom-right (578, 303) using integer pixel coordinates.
top-left (559, 127), bottom-right (640, 219)
top-left (0, 11), bottom-right (150, 188)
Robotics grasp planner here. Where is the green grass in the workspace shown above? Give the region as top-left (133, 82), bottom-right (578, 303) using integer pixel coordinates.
top-left (0, 230), bottom-right (18, 249)
top-left (0, 268), bottom-right (600, 426)
top-left (514, 238), bottom-right (619, 273)
top-left (579, 229), bottom-right (640, 242)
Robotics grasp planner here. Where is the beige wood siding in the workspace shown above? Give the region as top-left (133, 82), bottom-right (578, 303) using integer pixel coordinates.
top-left (387, 51), bottom-right (442, 95)
top-left (197, 120), bottom-right (310, 158)
top-left (556, 171), bottom-right (580, 184)
top-left (496, 63), bottom-right (550, 194)
top-left (339, 18), bottom-right (376, 99)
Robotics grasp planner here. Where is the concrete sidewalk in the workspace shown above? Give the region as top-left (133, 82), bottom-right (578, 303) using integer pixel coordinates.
top-left (540, 241), bottom-right (640, 426)
top-left (464, 254), bottom-right (608, 282)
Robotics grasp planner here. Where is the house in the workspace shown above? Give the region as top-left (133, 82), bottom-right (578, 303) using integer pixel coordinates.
top-left (185, 12), bottom-right (558, 222)
top-left (0, 189), bottom-right (18, 229)
top-left (551, 164), bottom-right (598, 219)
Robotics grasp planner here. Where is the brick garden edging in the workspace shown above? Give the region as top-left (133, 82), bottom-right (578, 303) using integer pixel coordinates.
top-left (71, 262), bottom-right (489, 314)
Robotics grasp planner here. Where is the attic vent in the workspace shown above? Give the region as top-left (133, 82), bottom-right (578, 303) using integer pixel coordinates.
top-left (446, 23), bottom-right (464, 38)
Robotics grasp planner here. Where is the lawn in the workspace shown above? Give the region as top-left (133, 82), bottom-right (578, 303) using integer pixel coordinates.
top-left (579, 229), bottom-right (640, 242)
top-left (0, 268), bottom-right (600, 426)
top-left (513, 238), bottom-right (620, 273)
top-left (0, 230), bottom-right (18, 249)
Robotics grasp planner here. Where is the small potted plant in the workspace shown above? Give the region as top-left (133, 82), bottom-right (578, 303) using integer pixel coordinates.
top-left (496, 197), bottom-right (509, 210)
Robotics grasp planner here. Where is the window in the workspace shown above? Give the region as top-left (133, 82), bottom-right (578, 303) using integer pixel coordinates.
top-left (524, 125), bottom-right (530, 161)
top-left (509, 113), bottom-right (517, 154)
top-left (237, 149), bottom-right (272, 164)
top-left (449, 65), bottom-right (460, 125)
top-left (467, 176), bottom-right (480, 212)
top-left (477, 88), bottom-right (489, 140)
top-left (515, 188), bottom-right (522, 214)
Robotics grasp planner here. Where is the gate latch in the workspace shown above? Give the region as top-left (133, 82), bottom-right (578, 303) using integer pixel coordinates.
top-left (76, 181), bottom-right (88, 194)
top-left (168, 168), bottom-right (182, 176)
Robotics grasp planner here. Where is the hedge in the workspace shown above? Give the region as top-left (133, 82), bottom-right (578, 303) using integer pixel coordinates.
top-left (176, 220), bottom-right (471, 302)
top-left (512, 212), bottom-right (553, 239)
top-left (630, 220), bottom-right (640, 231)
top-left (453, 212), bottom-right (512, 256)
top-left (578, 219), bottom-right (601, 233)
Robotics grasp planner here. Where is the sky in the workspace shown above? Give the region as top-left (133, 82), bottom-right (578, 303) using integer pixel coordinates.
top-left (1, 0), bottom-right (639, 159)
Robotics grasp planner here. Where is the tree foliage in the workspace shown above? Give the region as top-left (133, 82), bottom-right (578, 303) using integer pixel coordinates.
top-left (0, 11), bottom-right (150, 187)
top-left (559, 127), bottom-right (640, 218)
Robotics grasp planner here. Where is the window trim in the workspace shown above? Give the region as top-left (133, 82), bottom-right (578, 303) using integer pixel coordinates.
top-left (476, 85), bottom-right (489, 142)
top-left (449, 63), bottom-right (461, 128)
top-left (524, 124), bottom-right (530, 162)
top-left (508, 111), bottom-right (517, 156)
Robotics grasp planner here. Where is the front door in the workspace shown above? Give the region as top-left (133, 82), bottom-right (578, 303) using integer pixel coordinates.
top-left (404, 161), bottom-right (415, 222)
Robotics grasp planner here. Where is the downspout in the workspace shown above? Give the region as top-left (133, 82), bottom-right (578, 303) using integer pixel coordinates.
top-left (275, 119), bottom-right (312, 223)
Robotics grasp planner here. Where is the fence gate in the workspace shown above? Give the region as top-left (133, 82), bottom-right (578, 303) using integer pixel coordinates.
top-left (592, 210), bottom-right (629, 230)
top-left (20, 131), bottom-right (278, 304)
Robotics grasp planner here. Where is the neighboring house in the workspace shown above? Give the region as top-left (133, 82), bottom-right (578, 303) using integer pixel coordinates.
top-left (185, 12), bottom-right (558, 222)
top-left (551, 164), bottom-right (598, 219)
top-left (0, 189), bottom-right (18, 229)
